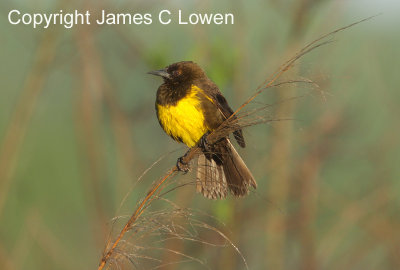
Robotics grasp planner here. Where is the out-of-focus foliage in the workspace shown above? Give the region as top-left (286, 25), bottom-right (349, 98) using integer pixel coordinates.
top-left (0, 0), bottom-right (399, 269)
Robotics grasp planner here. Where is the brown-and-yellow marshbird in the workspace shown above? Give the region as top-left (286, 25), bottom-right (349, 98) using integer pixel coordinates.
top-left (149, 61), bottom-right (256, 199)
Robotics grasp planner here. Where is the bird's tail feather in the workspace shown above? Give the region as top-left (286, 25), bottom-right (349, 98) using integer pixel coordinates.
top-left (196, 153), bottom-right (227, 199)
top-left (196, 138), bottom-right (256, 199)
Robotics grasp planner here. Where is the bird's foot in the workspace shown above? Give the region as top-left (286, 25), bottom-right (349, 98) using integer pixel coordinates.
top-left (176, 156), bottom-right (190, 173)
top-left (198, 132), bottom-right (211, 153)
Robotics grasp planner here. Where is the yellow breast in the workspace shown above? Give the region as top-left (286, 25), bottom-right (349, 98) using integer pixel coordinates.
top-left (157, 86), bottom-right (210, 147)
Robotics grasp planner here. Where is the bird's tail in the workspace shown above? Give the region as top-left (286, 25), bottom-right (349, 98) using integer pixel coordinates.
top-left (196, 138), bottom-right (257, 199)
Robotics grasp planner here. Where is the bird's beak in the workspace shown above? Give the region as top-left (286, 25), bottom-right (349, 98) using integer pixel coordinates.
top-left (147, 68), bottom-right (170, 79)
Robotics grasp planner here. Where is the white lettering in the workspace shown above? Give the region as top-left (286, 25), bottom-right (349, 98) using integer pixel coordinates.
top-left (179, 11), bottom-right (234, 25)
top-left (22, 13), bottom-right (32, 25)
top-left (8, 10), bottom-right (20, 25)
top-left (178, 10), bottom-right (187, 24)
top-left (225, 13), bottom-right (234, 24)
top-left (63, 13), bottom-right (73, 28)
top-left (143, 13), bottom-right (152, 25)
top-left (189, 14), bottom-right (199, 24)
top-left (213, 14), bottom-right (223, 25)
top-left (43, 13), bottom-right (52, 28)
top-left (97, 10), bottom-right (105, 24)
top-left (33, 14), bottom-right (43, 28)
top-left (159, 10), bottom-right (171, 24)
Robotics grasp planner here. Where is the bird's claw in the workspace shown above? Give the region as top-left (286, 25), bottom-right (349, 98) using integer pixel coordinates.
top-left (176, 157), bottom-right (190, 173)
top-left (199, 132), bottom-right (211, 153)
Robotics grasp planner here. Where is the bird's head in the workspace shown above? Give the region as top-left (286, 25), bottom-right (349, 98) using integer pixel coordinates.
top-left (148, 61), bottom-right (205, 85)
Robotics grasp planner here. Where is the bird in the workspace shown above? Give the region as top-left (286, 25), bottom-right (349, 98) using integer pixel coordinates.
top-left (148, 61), bottom-right (256, 199)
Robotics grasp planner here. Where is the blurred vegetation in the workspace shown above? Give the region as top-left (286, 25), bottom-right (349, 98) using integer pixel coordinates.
top-left (1, 0), bottom-right (399, 269)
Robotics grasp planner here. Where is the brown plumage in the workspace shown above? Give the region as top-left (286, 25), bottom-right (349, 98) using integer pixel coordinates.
top-left (149, 61), bottom-right (257, 199)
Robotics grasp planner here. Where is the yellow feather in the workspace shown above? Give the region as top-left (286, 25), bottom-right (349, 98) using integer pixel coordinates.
top-left (157, 86), bottom-right (210, 147)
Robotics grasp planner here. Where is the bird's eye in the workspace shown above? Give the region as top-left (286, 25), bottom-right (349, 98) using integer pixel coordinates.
top-left (173, 69), bottom-right (182, 76)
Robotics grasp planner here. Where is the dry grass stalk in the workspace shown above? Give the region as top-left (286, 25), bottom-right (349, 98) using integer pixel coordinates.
top-left (108, 198), bottom-right (248, 269)
top-left (97, 17), bottom-right (375, 269)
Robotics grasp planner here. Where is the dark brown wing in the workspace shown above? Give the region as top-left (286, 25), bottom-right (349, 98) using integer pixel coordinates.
top-left (195, 78), bottom-right (245, 147)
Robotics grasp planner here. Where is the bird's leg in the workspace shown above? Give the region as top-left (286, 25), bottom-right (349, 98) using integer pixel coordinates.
top-left (176, 150), bottom-right (190, 173)
top-left (198, 131), bottom-right (211, 154)
top-left (176, 132), bottom-right (211, 173)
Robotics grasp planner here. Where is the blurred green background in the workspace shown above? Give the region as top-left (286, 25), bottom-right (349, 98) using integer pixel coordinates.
top-left (1, 0), bottom-right (399, 269)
